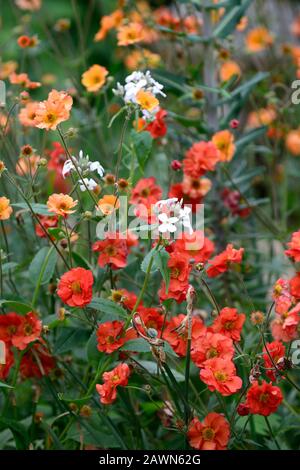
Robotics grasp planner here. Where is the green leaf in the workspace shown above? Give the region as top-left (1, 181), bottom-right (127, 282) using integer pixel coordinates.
top-left (12, 202), bottom-right (52, 216)
top-left (131, 130), bottom-right (153, 171)
top-left (0, 380), bottom-right (13, 389)
top-left (88, 297), bottom-right (127, 320)
top-left (1, 262), bottom-right (18, 274)
top-left (72, 251), bottom-right (92, 270)
top-left (154, 249), bottom-right (170, 293)
top-left (0, 300), bottom-right (32, 315)
top-left (141, 247), bottom-right (158, 274)
top-left (0, 417), bottom-right (29, 449)
top-left (235, 126), bottom-right (267, 150)
top-left (121, 339), bottom-right (150, 353)
top-left (213, 0), bottom-right (252, 38)
top-left (54, 327), bottom-right (90, 354)
top-left (28, 246), bottom-right (57, 286)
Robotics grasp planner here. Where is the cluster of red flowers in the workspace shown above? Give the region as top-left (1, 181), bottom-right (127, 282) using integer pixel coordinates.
top-left (96, 363), bottom-right (131, 405)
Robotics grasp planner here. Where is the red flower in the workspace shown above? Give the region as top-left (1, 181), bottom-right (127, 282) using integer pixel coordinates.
top-left (119, 289), bottom-right (139, 310)
top-left (271, 303), bottom-right (300, 342)
top-left (237, 403), bottom-right (250, 416)
top-left (169, 182), bottom-right (203, 213)
top-left (20, 342), bottom-right (55, 378)
top-left (146, 109), bottom-right (167, 138)
top-left (285, 230), bottom-right (300, 262)
top-left (289, 273), bottom-right (300, 299)
top-left (159, 252), bottom-right (191, 303)
top-left (96, 321), bottom-right (134, 354)
top-left (200, 357), bottom-right (242, 396)
top-left (47, 141), bottom-right (67, 171)
top-left (57, 267), bottom-right (94, 307)
top-left (246, 380), bottom-right (283, 416)
top-left (12, 312), bottom-right (42, 351)
top-left (136, 307), bottom-right (165, 335)
top-left (191, 332), bottom-right (234, 368)
top-left (221, 188), bottom-right (251, 218)
top-left (130, 177), bottom-right (162, 221)
top-left (35, 215), bottom-right (58, 238)
top-left (0, 312), bottom-right (24, 345)
top-left (93, 233), bottom-right (129, 270)
top-left (183, 141), bottom-right (220, 178)
top-left (163, 314), bottom-right (206, 357)
top-left (206, 244), bottom-right (244, 278)
top-left (210, 307), bottom-right (245, 342)
top-left (263, 340), bottom-right (286, 382)
top-left (168, 231), bottom-right (215, 264)
top-left (96, 363), bottom-right (130, 404)
top-left (188, 413), bottom-right (230, 450)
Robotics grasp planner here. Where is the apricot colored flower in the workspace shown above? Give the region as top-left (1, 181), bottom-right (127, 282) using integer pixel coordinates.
top-left (285, 130), bottom-right (300, 156)
top-left (0, 197), bottom-right (13, 220)
top-left (285, 229), bottom-right (300, 262)
top-left (16, 155), bottom-right (40, 176)
top-left (15, 0), bottom-right (41, 10)
top-left (81, 65), bottom-right (108, 92)
top-left (117, 22), bottom-right (144, 46)
top-left (212, 130), bottom-right (236, 162)
top-left (136, 90), bottom-right (159, 113)
top-left (125, 49), bottom-right (161, 71)
top-left (210, 307), bottom-right (245, 342)
top-left (94, 9), bottom-right (124, 42)
top-left (191, 332), bottom-right (234, 368)
top-left (183, 141), bottom-right (220, 178)
top-left (12, 312), bottom-right (42, 351)
top-left (47, 193), bottom-right (77, 217)
top-left (263, 340), bottom-right (286, 382)
top-left (188, 413), bottom-right (230, 450)
top-left (0, 60), bottom-right (18, 80)
top-left (57, 268), bottom-right (94, 308)
top-left (219, 61), bottom-right (241, 82)
top-left (18, 101), bottom-right (39, 127)
top-left (97, 195), bottom-right (120, 215)
top-left (163, 314), bottom-right (206, 357)
top-left (200, 357), bottom-right (242, 396)
top-left (34, 89), bottom-right (73, 131)
top-left (130, 177), bottom-right (162, 221)
top-left (246, 380), bottom-right (283, 416)
top-left (9, 72), bottom-right (41, 89)
top-left (96, 363), bottom-right (130, 405)
top-left (207, 244), bottom-right (244, 278)
top-left (246, 27), bottom-right (274, 53)
top-left (247, 106), bottom-right (276, 128)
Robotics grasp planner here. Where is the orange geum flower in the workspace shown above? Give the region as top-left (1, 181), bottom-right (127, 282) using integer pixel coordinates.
top-left (117, 22), bottom-right (144, 46)
top-left (9, 72), bottom-right (41, 89)
top-left (18, 101), bottom-right (39, 127)
top-left (219, 60), bottom-right (241, 82)
top-left (285, 129), bottom-right (300, 156)
top-left (246, 27), bottom-right (274, 53)
top-left (136, 90), bottom-right (159, 113)
top-left (94, 9), bottom-right (124, 42)
top-left (0, 197), bottom-right (13, 220)
top-left (212, 130), bottom-right (236, 162)
top-left (47, 193), bottom-right (77, 218)
top-left (0, 60), bottom-right (18, 80)
top-left (97, 194), bottom-right (120, 215)
top-left (17, 35), bottom-right (31, 48)
top-left (34, 89), bottom-right (73, 131)
top-left (81, 65), bottom-right (109, 92)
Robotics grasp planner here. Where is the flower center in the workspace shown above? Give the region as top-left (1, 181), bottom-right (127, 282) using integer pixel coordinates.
top-left (202, 427), bottom-right (215, 441)
top-left (224, 320), bottom-right (234, 330)
top-left (71, 281), bottom-right (82, 294)
top-left (259, 393), bottom-right (269, 403)
top-left (24, 324), bottom-right (33, 335)
top-left (214, 370), bottom-right (228, 382)
top-left (206, 347), bottom-right (218, 359)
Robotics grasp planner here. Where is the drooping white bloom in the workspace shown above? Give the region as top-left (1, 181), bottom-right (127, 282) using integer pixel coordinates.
top-left (62, 159), bottom-right (75, 178)
top-left (61, 150), bottom-right (105, 179)
top-left (79, 178), bottom-right (98, 192)
top-left (90, 161), bottom-right (104, 177)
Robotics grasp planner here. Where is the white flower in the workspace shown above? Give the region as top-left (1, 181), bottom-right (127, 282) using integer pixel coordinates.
top-left (79, 178), bottom-right (98, 192)
top-left (90, 161), bottom-right (105, 177)
top-left (62, 159), bottom-right (75, 178)
top-left (158, 213), bottom-right (179, 233)
top-left (179, 206), bottom-right (193, 235)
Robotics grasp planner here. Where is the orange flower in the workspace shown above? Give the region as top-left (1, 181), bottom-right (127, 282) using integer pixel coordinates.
top-left (34, 89), bottom-right (73, 130)
top-left (136, 90), bottom-right (159, 112)
top-left (212, 130), bottom-right (236, 162)
top-left (236, 16), bottom-right (248, 32)
top-left (219, 61), bottom-right (241, 82)
top-left (16, 155), bottom-right (40, 176)
top-left (0, 61), bottom-right (18, 80)
top-left (188, 413), bottom-right (230, 450)
top-left (9, 72), bottom-right (41, 89)
top-left (47, 193), bottom-right (77, 217)
top-left (117, 22), bottom-right (144, 46)
top-left (247, 106), bottom-right (276, 128)
top-left (18, 101), bottom-right (39, 127)
top-left (17, 35), bottom-right (31, 48)
top-left (246, 27), bottom-right (274, 53)
top-left (81, 65), bottom-right (108, 92)
top-left (285, 129), bottom-right (300, 156)
top-left (0, 197), bottom-right (13, 220)
top-left (125, 49), bottom-right (161, 71)
top-left (97, 194), bottom-right (120, 215)
top-left (94, 9), bottom-right (124, 42)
